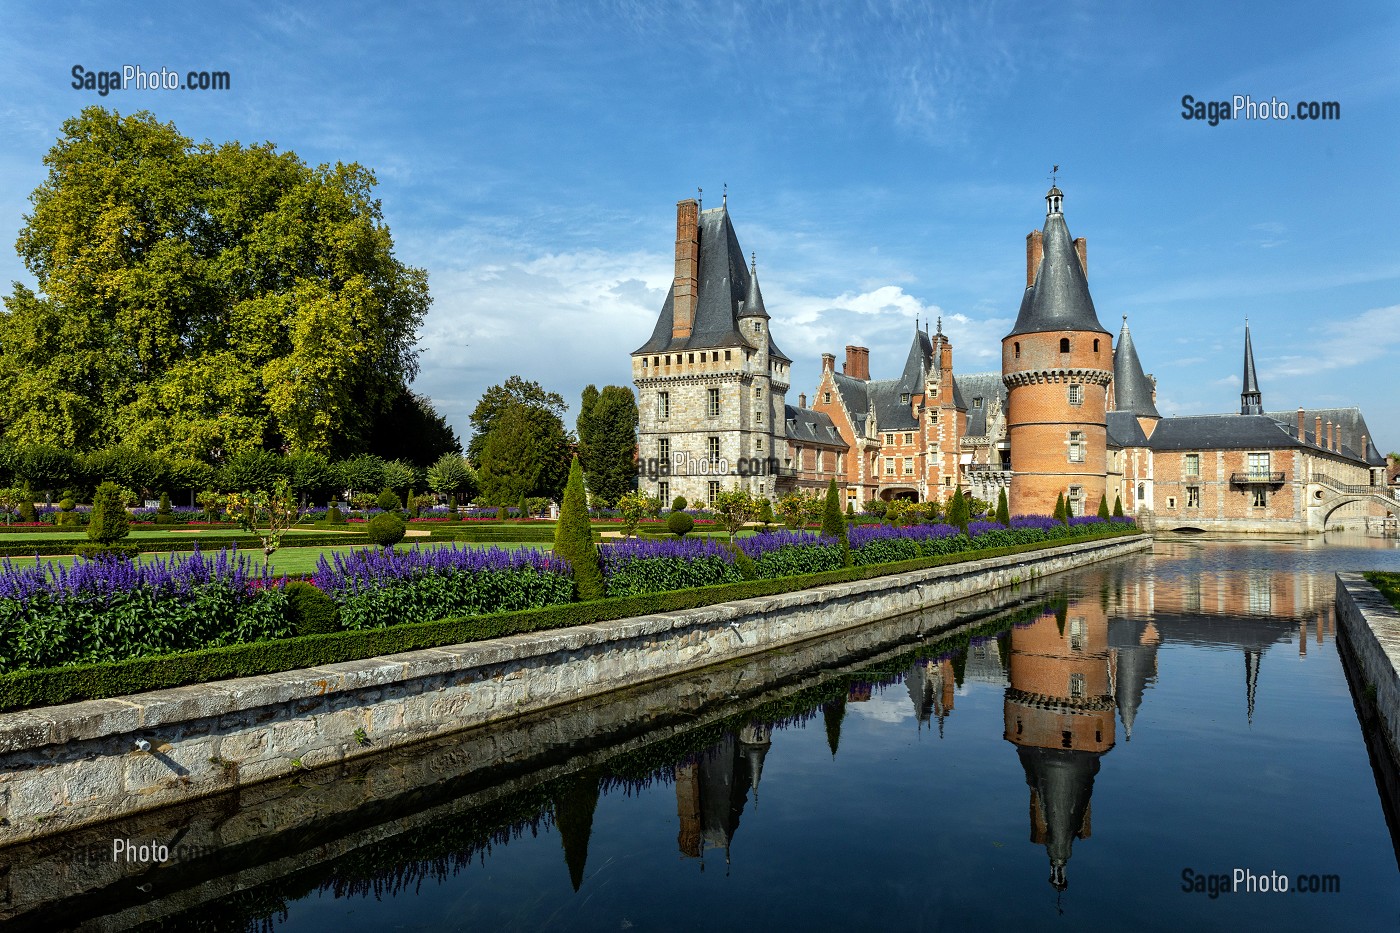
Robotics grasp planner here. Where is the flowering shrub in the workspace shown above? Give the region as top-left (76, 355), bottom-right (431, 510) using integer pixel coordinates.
top-left (313, 544), bottom-right (573, 628)
top-left (599, 537), bottom-right (742, 596)
top-left (848, 523), bottom-right (967, 564)
top-left (0, 548), bottom-right (289, 672)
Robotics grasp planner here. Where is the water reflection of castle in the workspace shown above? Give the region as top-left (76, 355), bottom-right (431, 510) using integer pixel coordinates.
top-left (667, 564), bottom-right (1337, 884)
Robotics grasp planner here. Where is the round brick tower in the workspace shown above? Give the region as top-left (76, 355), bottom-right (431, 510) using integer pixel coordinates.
top-left (1002, 186), bottom-right (1113, 517)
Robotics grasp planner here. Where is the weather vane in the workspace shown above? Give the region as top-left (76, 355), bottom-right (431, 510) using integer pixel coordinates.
top-left (1050, 164), bottom-right (1060, 185)
top-left (723, 182), bottom-right (727, 206)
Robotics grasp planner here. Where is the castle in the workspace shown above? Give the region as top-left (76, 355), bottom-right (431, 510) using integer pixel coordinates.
top-left (632, 187), bottom-right (1394, 532)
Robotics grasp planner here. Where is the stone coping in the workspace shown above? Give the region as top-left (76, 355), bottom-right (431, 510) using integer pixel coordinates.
top-left (1335, 571), bottom-right (1400, 755)
top-left (0, 533), bottom-right (1148, 756)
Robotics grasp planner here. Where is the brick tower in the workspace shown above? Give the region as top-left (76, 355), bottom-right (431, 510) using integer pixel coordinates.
top-left (1002, 185), bottom-right (1113, 516)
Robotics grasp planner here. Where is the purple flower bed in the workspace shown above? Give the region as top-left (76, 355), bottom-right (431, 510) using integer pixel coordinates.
top-left (0, 547), bottom-right (289, 672)
top-left (738, 531), bottom-right (845, 577)
top-left (599, 537), bottom-right (741, 596)
top-left (313, 543), bottom-right (573, 628)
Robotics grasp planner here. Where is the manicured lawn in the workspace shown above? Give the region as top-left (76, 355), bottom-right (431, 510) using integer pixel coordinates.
top-left (0, 527), bottom-right (349, 541)
top-left (2, 539), bottom-right (553, 576)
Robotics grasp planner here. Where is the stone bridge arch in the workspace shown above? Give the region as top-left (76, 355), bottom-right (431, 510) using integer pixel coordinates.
top-left (1307, 474), bottom-right (1399, 531)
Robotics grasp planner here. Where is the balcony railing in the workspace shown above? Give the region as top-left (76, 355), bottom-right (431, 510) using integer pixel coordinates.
top-left (1311, 472), bottom-right (1394, 496)
top-left (1229, 471), bottom-right (1286, 485)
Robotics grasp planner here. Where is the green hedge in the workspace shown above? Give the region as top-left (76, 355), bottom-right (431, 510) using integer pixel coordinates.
top-left (0, 528), bottom-right (1142, 712)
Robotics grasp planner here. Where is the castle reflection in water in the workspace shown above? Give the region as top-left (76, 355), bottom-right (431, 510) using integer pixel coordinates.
top-left (672, 562), bottom-right (1337, 889)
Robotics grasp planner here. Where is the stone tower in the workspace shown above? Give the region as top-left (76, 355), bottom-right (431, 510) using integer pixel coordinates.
top-left (632, 199), bottom-right (792, 506)
top-left (1002, 186), bottom-right (1113, 516)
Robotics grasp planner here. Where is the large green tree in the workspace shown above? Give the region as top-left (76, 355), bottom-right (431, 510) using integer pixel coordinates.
top-left (467, 376), bottom-right (567, 465)
top-left (577, 385), bottom-right (637, 505)
top-left (477, 402), bottom-right (570, 503)
top-left (0, 107), bottom-right (430, 459)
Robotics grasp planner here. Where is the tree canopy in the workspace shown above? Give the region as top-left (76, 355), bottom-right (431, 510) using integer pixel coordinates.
top-left (0, 107), bottom-right (432, 460)
top-left (477, 402), bottom-right (570, 503)
top-left (467, 376), bottom-right (567, 465)
top-left (576, 384), bottom-right (637, 506)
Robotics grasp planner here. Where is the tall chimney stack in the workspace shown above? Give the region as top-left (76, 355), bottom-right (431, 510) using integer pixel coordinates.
top-left (1315, 416), bottom-right (1323, 447)
top-left (799, 393), bottom-right (807, 408)
top-left (821, 352), bottom-right (835, 373)
top-left (843, 346), bottom-right (870, 380)
top-left (671, 199), bottom-right (700, 341)
top-left (1025, 230), bottom-right (1043, 288)
top-left (1297, 408), bottom-right (1306, 441)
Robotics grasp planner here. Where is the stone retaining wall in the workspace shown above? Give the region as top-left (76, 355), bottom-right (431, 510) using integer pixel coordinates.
top-left (0, 534), bottom-right (1150, 846)
top-left (1335, 572), bottom-right (1400, 761)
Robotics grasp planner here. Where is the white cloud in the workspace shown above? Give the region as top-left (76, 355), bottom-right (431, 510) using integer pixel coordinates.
top-left (1269, 304), bottom-right (1400, 377)
top-left (845, 691), bottom-right (911, 724)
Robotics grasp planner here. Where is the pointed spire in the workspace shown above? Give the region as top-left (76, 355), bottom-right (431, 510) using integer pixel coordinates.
top-left (1241, 320), bottom-right (1262, 414)
top-left (823, 695), bottom-right (847, 758)
top-left (553, 773), bottom-right (601, 892)
top-left (739, 251), bottom-right (768, 319)
top-left (1244, 649), bottom-right (1259, 724)
top-left (1112, 315), bottom-right (1161, 418)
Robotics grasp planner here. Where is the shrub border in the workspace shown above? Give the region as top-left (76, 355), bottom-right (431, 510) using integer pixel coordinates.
top-left (0, 528), bottom-right (1142, 712)
top-left (0, 532), bottom-right (371, 558)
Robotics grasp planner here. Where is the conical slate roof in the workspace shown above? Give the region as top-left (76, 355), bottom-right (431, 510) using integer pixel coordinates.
top-left (1017, 746), bottom-right (1102, 891)
top-left (1007, 191), bottom-right (1110, 338)
top-left (1113, 317), bottom-right (1160, 418)
top-left (1241, 323), bottom-right (1262, 414)
top-left (739, 254), bottom-right (768, 319)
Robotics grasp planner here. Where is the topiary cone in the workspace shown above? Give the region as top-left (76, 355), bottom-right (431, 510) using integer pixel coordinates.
top-left (554, 456), bottom-right (604, 601)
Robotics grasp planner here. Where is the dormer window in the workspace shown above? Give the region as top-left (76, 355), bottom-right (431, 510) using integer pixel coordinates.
top-left (901, 393), bottom-right (910, 405)
top-left (974, 397), bottom-right (983, 409)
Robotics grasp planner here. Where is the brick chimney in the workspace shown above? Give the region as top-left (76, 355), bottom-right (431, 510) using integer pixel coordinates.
top-left (1074, 237), bottom-right (1087, 278)
top-left (843, 345), bottom-right (870, 380)
top-left (798, 393), bottom-right (807, 408)
top-left (1297, 408), bottom-right (1305, 441)
top-left (939, 334), bottom-right (953, 375)
top-left (1326, 421), bottom-right (1334, 452)
top-left (671, 199), bottom-right (700, 340)
top-left (1025, 230), bottom-right (1043, 288)
top-left (1315, 416), bottom-right (1323, 447)
top-left (821, 352), bottom-right (835, 372)
top-left (1362, 434), bottom-right (1369, 460)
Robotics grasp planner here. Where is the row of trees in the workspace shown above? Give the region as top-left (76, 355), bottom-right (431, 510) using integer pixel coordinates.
top-left (465, 376), bottom-right (638, 508)
top-left (0, 442), bottom-right (479, 506)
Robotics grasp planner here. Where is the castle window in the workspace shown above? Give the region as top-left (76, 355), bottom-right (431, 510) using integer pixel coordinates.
top-left (1167, 496), bottom-right (1177, 509)
top-left (1069, 673), bottom-right (1085, 698)
top-left (974, 397), bottom-right (983, 409)
top-left (884, 457), bottom-right (895, 476)
top-left (903, 457), bottom-right (914, 475)
top-left (725, 350), bottom-right (732, 361)
top-left (708, 437), bottom-right (721, 461)
top-left (688, 353), bottom-right (695, 364)
top-left (1068, 431), bottom-right (1085, 463)
top-left (659, 481), bottom-right (669, 504)
top-left (930, 411), bottom-right (939, 424)
top-left (658, 392), bottom-right (670, 420)
top-left (1184, 453), bottom-right (1200, 476)
top-left (1093, 339), bottom-right (1100, 353)
top-left (1068, 485), bottom-right (1082, 515)
top-left (1187, 486), bottom-right (1201, 508)
top-left (1060, 338), bottom-right (1071, 353)
top-left (642, 358), bottom-right (647, 368)
top-left (901, 393), bottom-right (910, 405)
top-left (659, 437), bottom-right (670, 461)
top-left (1252, 487), bottom-right (1268, 507)
top-left (755, 387), bottom-right (762, 398)
top-left (1070, 618), bottom-right (1085, 651)
top-left (1248, 452), bottom-right (1270, 479)
top-left (707, 388), bottom-right (720, 417)
top-left (757, 438), bottom-right (763, 452)
top-left (1137, 483), bottom-right (1145, 500)
top-left (756, 410), bottom-right (763, 425)
top-left (945, 477), bottom-right (952, 487)
top-left (1014, 342), bottom-right (1021, 359)
top-left (885, 433), bottom-right (895, 445)
top-left (665, 355), bottom-right (671, 365)
top-left (654, 357), bottom-right (659, 367)
top-left (752, 321), bottom-right (761, 333)
top-left (708, 481), bottom-right (720, 505)
top-left (823, 392), bottom-right (831, 404)
top-left (1068, 384), bottom-right (1083, 406)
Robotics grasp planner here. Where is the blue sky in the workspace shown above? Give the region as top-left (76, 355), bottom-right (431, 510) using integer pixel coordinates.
top-left (2, 1), bottom-right (1398, 451)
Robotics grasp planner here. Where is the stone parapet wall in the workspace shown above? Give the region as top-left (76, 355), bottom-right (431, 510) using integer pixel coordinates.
top-left (1335, 572), bottom-right (1400, 762)
top-left (0, 534), bottom-right (1150, 846)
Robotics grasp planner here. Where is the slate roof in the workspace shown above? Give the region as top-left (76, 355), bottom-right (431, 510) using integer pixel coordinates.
top-left (1112, 319), bottom-right (1160, 419)
top-left (895, 329), bottom-right (934, 396)
top-left (1262, 407), bottom-right (1387, 466)
top-left (869, 381), bottom-right (918, 432)
top-left (784, 405), bottom-right (848, 448)
top-left (1006, 195), bottom-right (1110, 338)
top-left (633, 206), bottom-right (790, 362)
top-left (1241, 324), bottom-right (1263, 414)
top-left (1106, 410), bottom-right (1150, 448)
top-left (954, 371), bottom-right (1006, 436)
top-left (1147, 413), bottom-right (1308, 452)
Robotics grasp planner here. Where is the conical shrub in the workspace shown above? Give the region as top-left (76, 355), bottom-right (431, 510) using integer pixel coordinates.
top-left (554, 456), bottom-right (604, 600)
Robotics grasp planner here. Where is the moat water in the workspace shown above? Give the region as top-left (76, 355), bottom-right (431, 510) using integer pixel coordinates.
top-left (10, 535), bottom-right (1400, 932)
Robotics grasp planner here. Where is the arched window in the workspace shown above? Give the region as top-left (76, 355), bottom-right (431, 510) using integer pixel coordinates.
top-left (1059, 337), bottom-right (1070, 353)
top-left (1014, 342), bottom-right (1021, 359)
top-left (1137, 483), bottom-right (1144, 500)
top-left (1093, 338), bottom-right (1100, 352)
